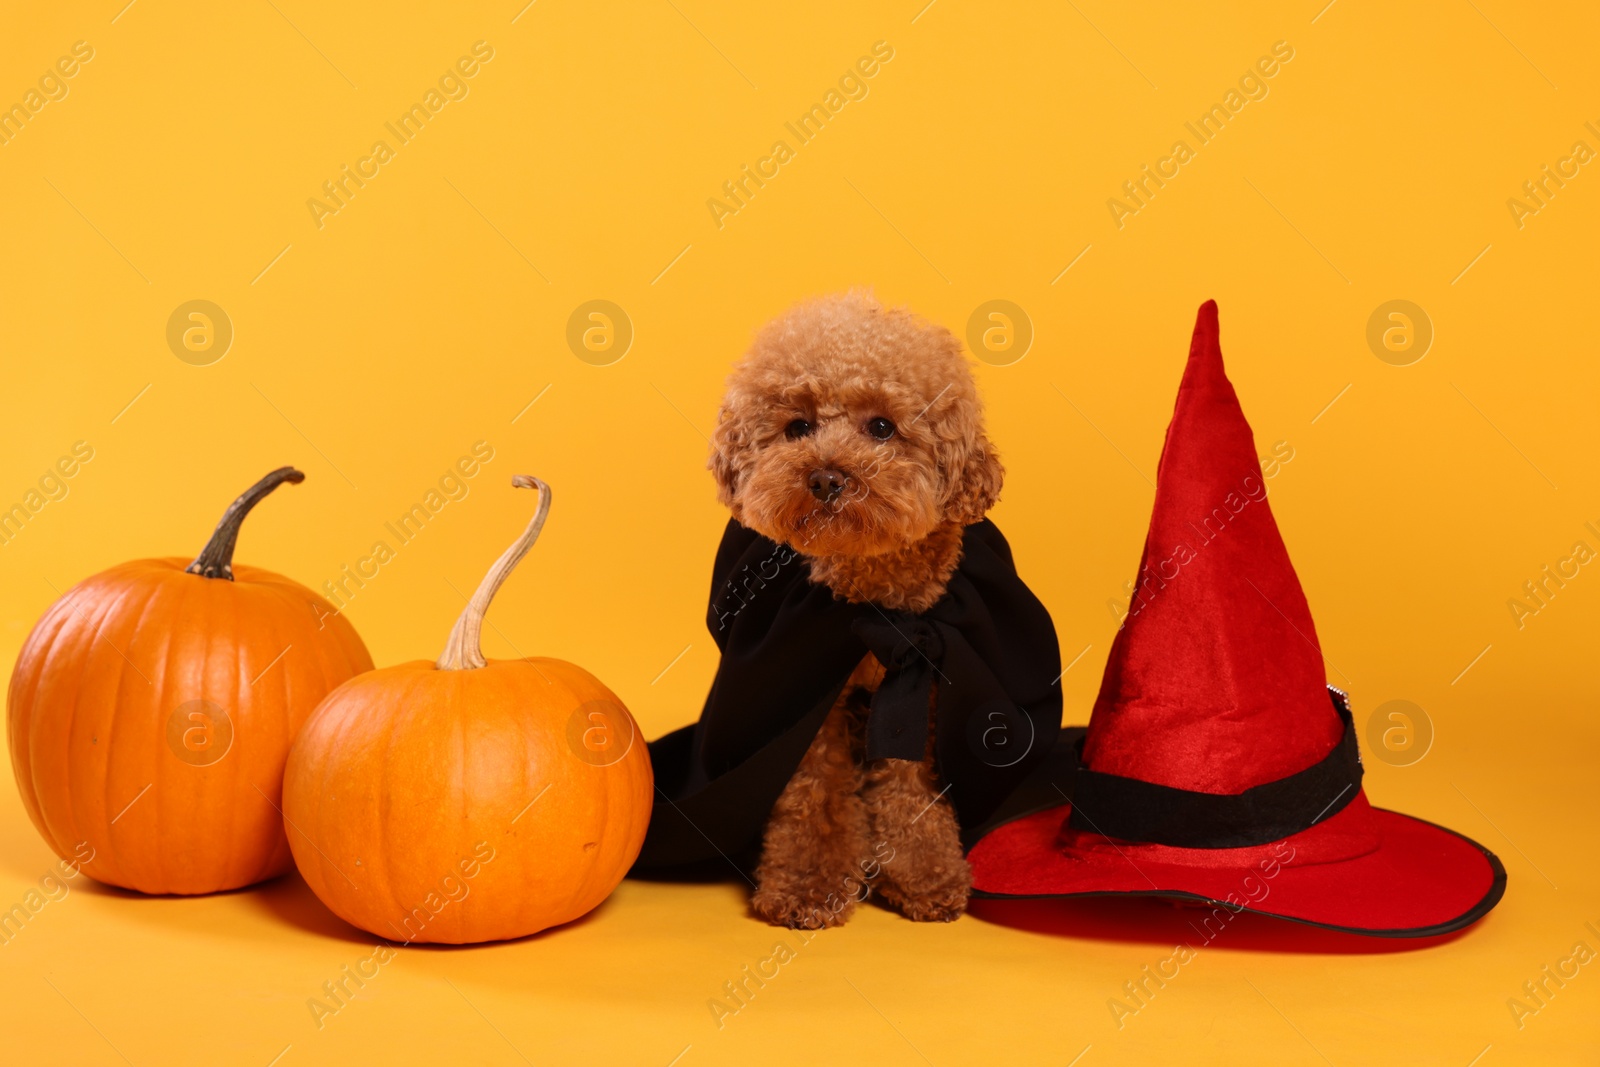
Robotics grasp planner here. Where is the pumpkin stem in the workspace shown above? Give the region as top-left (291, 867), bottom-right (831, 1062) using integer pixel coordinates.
top-left (436, 475), bottom-right (551, 671)
top-left (185, 467), bottom-right (306, 580)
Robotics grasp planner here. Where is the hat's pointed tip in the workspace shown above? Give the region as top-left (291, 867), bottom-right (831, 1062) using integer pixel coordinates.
top-left (1181, 300), bottom-right (1227, 386)
top-left (1192, 300), bottom-right (1220, 345)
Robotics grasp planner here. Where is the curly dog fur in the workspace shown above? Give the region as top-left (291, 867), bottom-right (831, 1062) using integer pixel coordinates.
top-left (709, 290), bottom-right (1003, 927)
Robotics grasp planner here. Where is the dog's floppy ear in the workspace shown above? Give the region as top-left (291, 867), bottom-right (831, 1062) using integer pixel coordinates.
top-left (708, 404), bottom-right (742, 507)
top-left (945, 433), bottom-right (1003, 525)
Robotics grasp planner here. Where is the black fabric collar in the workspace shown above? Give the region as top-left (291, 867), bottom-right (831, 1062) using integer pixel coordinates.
top-left (631, 518), bottom-right (1062, 873)
top-left (1066, 687), bottom-right (1364, 849)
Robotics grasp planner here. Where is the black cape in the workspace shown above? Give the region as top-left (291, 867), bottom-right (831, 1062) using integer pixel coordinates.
top-left (631, 518), bottom-right (1062, 873)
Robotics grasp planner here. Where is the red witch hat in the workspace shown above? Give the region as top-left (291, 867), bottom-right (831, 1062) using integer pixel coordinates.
top-left (967, 301), bottom-right (1505, 936)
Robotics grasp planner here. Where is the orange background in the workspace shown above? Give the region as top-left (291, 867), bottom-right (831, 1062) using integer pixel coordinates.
top-left (1, 1), bottom-right (1597, 1064)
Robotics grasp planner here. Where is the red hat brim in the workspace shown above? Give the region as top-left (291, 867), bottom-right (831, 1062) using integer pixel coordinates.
top-left (968, 791), bottom-right (1506, 937)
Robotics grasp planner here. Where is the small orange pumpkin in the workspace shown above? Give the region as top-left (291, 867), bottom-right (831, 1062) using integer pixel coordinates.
top-left (7, 468), bottom-right (373, 894)
top-left (282, 476), bottom-right (653, 944)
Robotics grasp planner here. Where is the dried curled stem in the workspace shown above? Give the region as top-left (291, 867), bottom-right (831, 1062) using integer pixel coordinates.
top-left (186, 467), bottom-right (305, 580)
top-left (436, 475), bottom-right (550, 671)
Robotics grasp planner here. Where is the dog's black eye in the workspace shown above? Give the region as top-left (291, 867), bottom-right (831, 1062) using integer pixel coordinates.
top-left (866, 417), bottom-right (896, 441)
top-left (785, 419), bottom-right (813, 440)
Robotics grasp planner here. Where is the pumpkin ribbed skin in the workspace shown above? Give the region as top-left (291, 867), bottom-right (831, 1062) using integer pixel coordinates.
top-left (7, 558), bottom-right (372, 894)
top-left (282, 656), bottom-right (653, 944)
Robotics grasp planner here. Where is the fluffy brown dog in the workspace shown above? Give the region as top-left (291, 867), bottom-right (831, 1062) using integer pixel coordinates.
top-left (709, 291), bottom-right (1003, 927)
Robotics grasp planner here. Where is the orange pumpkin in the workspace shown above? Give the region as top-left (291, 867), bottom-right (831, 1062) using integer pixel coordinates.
top-left (7, 467), bottom-right (372, 894)
top-left (282, 475), bottom-right (653, 944)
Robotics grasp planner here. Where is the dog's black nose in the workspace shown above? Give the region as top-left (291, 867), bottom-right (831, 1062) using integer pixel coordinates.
top-left (807, 468), bottom-right (848, 502)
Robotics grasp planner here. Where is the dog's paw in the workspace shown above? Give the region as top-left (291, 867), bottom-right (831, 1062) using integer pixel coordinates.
top-left (875, 857), bottom-right (971, 922)
top-left (890, 880), bottom-right (969, 923)
top-left (752, 884), bottom-right (859, 929)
